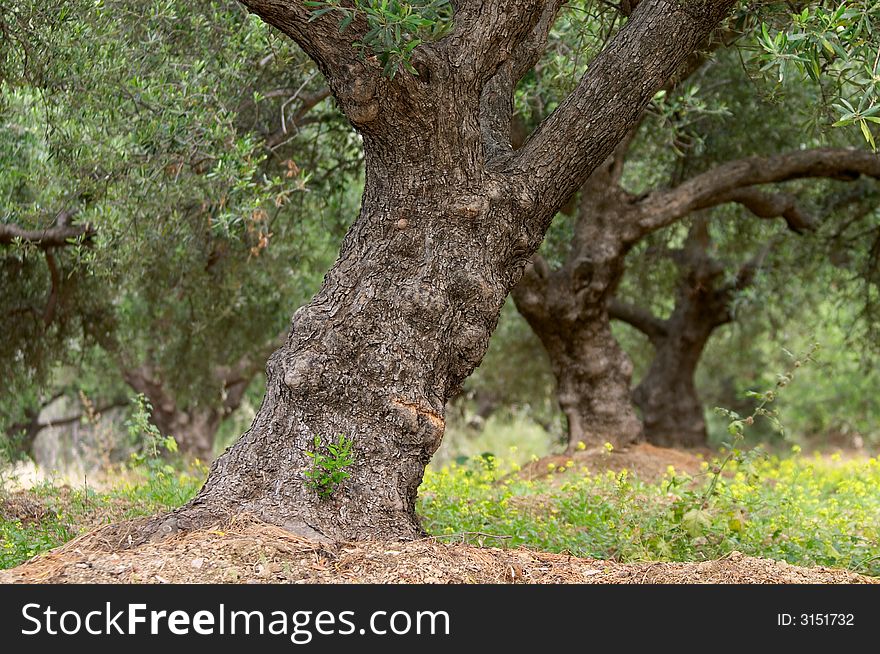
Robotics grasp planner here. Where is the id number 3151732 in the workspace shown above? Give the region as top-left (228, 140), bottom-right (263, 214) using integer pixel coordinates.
top-left (777, 613), bottom-right (854, 627)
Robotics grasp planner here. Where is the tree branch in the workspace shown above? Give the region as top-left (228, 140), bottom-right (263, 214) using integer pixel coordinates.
top-left (636, 147), bottom-right (880, 233)
top-left (239, 1), bottom-right (371, 79)
top-left (238, 1), bottom-right (396, 132)
top-left (0, 221), bottom-right (95, 248)
top-left (479, 1), bottom-right (565, 158)
top-left (6, 395), bottom-right (128, 456)
top-left (265, 87), bottom-right (332, 150)
top-left (33, 399), bottom-right (128, 432)
top-left (511, 0), bottom-right (735, 215)
top-left (444, 0), bottom-right (554, 82)
top-left (717, 187), bottom-right (816, 233)
top-left (608, 298), bottom-right (669, 342)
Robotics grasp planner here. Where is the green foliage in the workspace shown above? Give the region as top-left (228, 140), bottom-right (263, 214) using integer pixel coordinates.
top-left (1, 0), bottom-right (361, 418)
top-left (125, 393), bottom-right (178, 461)
top-left (1, 408), bottom-right (205, 568)
top-left (753, 1), bottom-right (880, 147)
top-left (304, 434), bottom-right (355, 498)
top-left (648, 86), bottom-right (732, 157)
top-left (305, 0), bottom-right (453, 77)
top-left (3, 439), bottom-right (879, 575)
top-left (1, 507), bottom-right (72, 569)
top-left (120, 393), bottom-right (207, 510)
top-left (0, 463), bottom-right (205, 569)
top-left (714, 343), bottom-right (819, 442)
top-left (702, 316), bottom-right (880, 447)
top-left (419, 449), bottom-right (880, 576)
top-left (458, 299), bottom-right (560, 434)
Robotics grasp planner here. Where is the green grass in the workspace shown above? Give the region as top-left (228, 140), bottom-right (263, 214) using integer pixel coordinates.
top-left (1, 461), bottom-right (206, 569)
top-left (419, 448), bottom-right (880, 576)
top-left (2, 449), bottom-right (878, 576)
top-left (433, 413), bottom-right (555, 467)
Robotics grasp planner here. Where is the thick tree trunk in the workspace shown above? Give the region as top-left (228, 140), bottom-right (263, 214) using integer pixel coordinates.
top-left (130, 0), bottom-right (735, 543)
top-left (630, 220), bottom-right (735, 448)
top-left (632, 324), bottom-right (713, 448)
top-left (512, 168), bottom-right (643, 451)
top-left (551, 316), bottom-right (641, 452)
top-left (179, 159), bottom-right (526, 541)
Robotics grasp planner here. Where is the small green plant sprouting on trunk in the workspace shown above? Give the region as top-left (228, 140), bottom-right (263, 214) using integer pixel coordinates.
top-left (304, 434), bottom-right (355, 499)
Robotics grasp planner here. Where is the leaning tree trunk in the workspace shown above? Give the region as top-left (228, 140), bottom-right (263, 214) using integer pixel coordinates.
top-left (631, 220), bottom-right (735, 448)
top-left (176, 153), bottom-right (526, 541)
top-left (632, 324), bottom-right (714, 448)
top-left (135, 0), bottom-right (734, 543)
top-left (512, 168), bottom-right (643, 452)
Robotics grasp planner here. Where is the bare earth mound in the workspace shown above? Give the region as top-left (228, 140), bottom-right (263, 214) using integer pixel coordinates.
top-left (2, 519), bottom-right (873, 584)
top-left (517, 442), bottom-right (709, 484)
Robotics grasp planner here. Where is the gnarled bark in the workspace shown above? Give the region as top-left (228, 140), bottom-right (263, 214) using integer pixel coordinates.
top-left (617, 220), bottom-right (770, 447)
top-left (135, 0), bottom-right (736, 543)
top-left (512, 164), bottom-right (643, 451)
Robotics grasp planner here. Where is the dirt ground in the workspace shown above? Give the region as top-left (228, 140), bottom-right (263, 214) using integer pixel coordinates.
top-left (2, 517), bottom-right (874, 585)
top-left (3, 444), bottom-right (875, 585)
top-left (515, 442), bottom-right (710, 484)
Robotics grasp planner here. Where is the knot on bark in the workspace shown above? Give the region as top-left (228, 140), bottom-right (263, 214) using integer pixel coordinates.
top-left (399, 283), bottom-right (446, 327)
top-left (341, 74), bottom-right (380, 126)
top-left (449, 269), bottom-right (497, 313)
top-left (282, 352), bottom-right (326, 393)
top-left (347, 74), bottom-right (377, 104)
top-left (348, 100), bottom-right (379, 125)
top-left (451, 194), bottom-right (489, 220)
top-left (389, 398), bottom-right (445, 451)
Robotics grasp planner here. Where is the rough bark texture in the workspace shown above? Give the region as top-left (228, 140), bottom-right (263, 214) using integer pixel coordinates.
top-left (135, 0), bottom-right (737, 542)
top-left (514, 131), bottom-right (880, 451)
top-left (622, 220), bottom-right (768, 447)
top-left (513, 161), bottom-right (643, 450)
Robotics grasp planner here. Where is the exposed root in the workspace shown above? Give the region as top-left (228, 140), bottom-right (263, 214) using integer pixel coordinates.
top-left (104, 502), bottom-right (340, 550)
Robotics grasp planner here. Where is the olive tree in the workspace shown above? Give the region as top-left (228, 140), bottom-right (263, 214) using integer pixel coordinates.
top-left (134, 0), bottom-right (738, 542)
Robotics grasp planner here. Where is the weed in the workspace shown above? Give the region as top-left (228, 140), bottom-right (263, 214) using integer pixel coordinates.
top-left (304, 434), bottom-right (355, 499)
